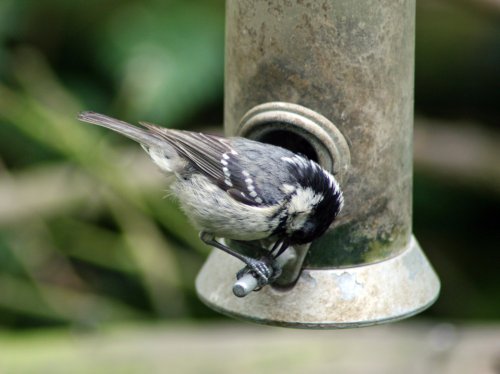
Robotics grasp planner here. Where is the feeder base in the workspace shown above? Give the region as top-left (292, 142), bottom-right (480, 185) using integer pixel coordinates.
top-left (196, 236), bottom-right (440, 329)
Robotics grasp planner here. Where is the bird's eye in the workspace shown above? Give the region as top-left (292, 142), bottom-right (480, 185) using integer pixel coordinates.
top-left (295, 229), bottom-right (306, 237)
top-left (290, 227), bottom-right (312, 244)
top-left (300, 221), bottom-right (316, 236)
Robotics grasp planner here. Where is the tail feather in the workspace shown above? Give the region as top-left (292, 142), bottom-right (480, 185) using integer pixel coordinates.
top-left (78, 111), bottom-right (166, 149)
top-left (78, 111), bottom-right (183, 174)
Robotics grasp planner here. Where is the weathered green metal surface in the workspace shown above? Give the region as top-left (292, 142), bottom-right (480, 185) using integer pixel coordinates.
top-left (196, 0), bottom-right (440, 327)
top-left (225, 0), bottom-right (415, 268)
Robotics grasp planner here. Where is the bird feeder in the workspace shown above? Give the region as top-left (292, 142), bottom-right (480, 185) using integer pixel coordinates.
top-left (196, 0), bottom-right (440, 328)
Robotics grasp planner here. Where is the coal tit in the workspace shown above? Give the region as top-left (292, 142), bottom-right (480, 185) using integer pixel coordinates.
top-left (78, 112), bottom-right (344, 287)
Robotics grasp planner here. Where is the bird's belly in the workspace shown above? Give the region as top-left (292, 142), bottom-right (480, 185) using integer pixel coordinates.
top-left (171, 176), bottom-right (279, 241)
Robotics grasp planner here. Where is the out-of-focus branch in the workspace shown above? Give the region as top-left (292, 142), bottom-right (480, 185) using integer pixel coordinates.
top-left (0, 149), bottom-right (163, 226)
top-left (414, 118), bottom-right (500, 193)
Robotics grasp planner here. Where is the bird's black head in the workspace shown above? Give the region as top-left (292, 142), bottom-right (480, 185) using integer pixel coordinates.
top-left (280, 156), bottom-right (344, 245)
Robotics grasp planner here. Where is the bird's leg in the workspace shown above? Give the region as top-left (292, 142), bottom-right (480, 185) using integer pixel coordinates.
top-left (271, 238), bottom-right (290, 259)
top-left (234, 238), bottom-right (286, 287)
top-left (229, 239), bottom-right (269, 258)
top-left (269, 238), bottom-right (284, 256)
top-left (199, 232), bottom-right (276, 287)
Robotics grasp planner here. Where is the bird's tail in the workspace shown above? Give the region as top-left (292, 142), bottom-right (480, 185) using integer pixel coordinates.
top-left (77, 111), bottom-right (183, 174)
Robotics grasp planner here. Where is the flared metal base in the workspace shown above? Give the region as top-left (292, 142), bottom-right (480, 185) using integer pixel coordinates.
top-left (196, 236), bottom-right (440, 328)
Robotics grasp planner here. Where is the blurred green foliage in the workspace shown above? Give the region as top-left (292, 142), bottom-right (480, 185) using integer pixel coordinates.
top-left (415, 0), bottom-right (500, 124)
top-left (0, 0), bottom-right (224, 328)
top-left (0, 0), bottom-right (499, 331)
top-left (414, 0), bottom-right (500, 320)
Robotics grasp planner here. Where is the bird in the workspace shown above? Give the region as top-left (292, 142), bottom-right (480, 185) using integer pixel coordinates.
top-left (78, 111), bottom-right (344, 288)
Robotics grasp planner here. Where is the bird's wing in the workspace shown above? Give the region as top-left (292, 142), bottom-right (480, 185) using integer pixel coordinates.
top-left (140, 123), bottom-right (266, 207)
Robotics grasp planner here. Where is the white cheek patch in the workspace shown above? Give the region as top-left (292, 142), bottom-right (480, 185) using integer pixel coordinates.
top-left (288, 187), bottom-right (323, 215)
top-left (286, 187), bottom-right (323, 233)
top-left (289, 212), bottom-right (308, 231)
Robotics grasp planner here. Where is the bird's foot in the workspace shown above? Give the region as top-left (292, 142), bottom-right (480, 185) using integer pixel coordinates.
top-left (198, 232), bottom-right (282, 291)
top-left (236, 256), bottom-right (282, 289)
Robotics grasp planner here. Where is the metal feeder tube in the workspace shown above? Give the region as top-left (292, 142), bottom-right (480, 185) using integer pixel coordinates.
top-left (196, 0), bottom-right (440, 328)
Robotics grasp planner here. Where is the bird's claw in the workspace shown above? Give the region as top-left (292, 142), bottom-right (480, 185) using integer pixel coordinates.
top-left (236, 257), bottom-right (282, 289)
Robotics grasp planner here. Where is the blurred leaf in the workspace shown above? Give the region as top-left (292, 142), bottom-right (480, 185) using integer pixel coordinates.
top-left (50, 218), bottom-right (138, 274)
top-left (416, 1), bottom-right (500, 120)
top-left (0, 46), bottom-right (207, 325)
top-left (0, 273), bottom-right (142, 324)
top-left (97, 1), bottom-right (224, 123)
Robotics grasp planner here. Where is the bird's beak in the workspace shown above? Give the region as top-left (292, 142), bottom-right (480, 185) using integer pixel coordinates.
top-left (77, 111), bottom-right (167, 149)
